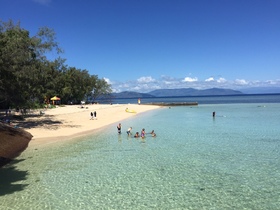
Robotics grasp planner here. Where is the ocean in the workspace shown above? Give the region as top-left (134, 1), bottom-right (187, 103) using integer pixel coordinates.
top-left (107, 93), bottom-right (280, 105)
top-left (1, 94), bottom-right (280, 209)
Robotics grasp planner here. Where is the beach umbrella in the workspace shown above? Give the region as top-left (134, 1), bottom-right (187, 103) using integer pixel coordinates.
top-left (50, 96), bottom-right (60, 101)
top-left (50, 96), bottom-right (61, 105)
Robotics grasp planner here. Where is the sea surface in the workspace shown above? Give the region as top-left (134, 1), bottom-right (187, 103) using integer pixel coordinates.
top-left (1, 94), bottom-right (280, 209)
top-left (101, 93), bottom-right (280, 105)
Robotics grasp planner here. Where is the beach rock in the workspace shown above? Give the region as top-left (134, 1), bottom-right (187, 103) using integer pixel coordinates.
top-left (0, 122), bottom-right (33, 167)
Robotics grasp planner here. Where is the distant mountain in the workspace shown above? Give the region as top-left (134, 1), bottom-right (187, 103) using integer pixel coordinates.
top-left (148, 88), bottom-right (198, 97)
top-left (148, 88), bottom-right (243, 97)
top-left (110, 88), bottom-right (243, 98)
top-left (239, 87), bottom-right (280, 94)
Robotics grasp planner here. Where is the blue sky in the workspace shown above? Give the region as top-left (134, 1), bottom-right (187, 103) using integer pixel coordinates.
top-left (1, 0), bottom-right (280, 93)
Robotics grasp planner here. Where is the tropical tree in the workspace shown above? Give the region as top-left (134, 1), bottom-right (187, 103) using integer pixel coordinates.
top-left (0, 20), bottom-right (61, 108)
top-left (90, 77), bottom-right (112, 102)
top-left (0, 20), bottom-right (112, 109)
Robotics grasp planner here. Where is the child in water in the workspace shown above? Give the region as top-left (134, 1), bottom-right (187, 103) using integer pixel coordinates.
top-left (127, 127), bottom-right (132, 135)
top-left (150, 130), bottom-right (156, 137)
top-left (141, 128), bottom-right (145, 138)
top-left (134, 132), bottom-right (139, 138)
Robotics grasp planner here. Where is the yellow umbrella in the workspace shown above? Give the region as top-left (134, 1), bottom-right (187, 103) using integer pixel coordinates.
top-left (51, 96), bottom-right (60, 101)
top-left (50, 96), bottom-right (61, 105)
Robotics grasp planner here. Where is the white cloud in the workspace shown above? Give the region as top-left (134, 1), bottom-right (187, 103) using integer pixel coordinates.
top-left (132, 86), bottom-right (141, 91)
top-left (235, 79), bottom-right (248, 85)
top-left (205, 77), bottom-right (215, 82)
top-left (107, 75), bottom-right (280, 93)
top-left (137, 76), bottom-right (155, 83)
top-left (266, 80), bottom-right (278, 85)
top-left (111, 88), bottom-right (119, 93)
top-left (182, 77), bottom-right (198, 82)
top-left (103, 77), bottom-right (111, 84)
top-left (163, 81), bottom-right (174, 85)
top-left (160, 75), bottom-right (176, 81)
top-left (217, 77), bottom-right (226, 83)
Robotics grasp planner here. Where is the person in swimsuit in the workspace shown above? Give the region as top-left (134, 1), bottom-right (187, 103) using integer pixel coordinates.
top-left (134, 132), bottom-right (139, 138)
top-left (127, 127), bottom-right (132, 135)
top-left (141, 128), bottom-right (145, 138)
top-left (150, 130), bottom-right (156, 137)
top-left (117, 123), bottom-right (122, 134)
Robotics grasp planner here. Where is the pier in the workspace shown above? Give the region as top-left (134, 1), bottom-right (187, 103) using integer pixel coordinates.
top-left (146, 102), bottom-right (198, 106)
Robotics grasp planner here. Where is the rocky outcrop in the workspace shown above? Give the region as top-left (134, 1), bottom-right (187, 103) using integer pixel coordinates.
top-left (0, 122), bottom-right (33, 167)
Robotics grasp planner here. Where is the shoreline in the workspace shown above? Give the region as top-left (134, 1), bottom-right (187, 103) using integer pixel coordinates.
top-left (20, 104), bottom-right (160, 148)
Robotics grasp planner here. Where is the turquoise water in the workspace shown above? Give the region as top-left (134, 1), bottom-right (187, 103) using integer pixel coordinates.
top-left (1, 103), bottom-right (280, 209)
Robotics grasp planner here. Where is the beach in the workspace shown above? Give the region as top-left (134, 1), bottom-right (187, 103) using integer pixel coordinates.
top-left (23, 104), bottom-right (160, 147)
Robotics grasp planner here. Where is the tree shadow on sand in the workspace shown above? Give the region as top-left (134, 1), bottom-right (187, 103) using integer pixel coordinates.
top-left (1, 112), bottom-right (81, 130)
top-left (0, 159), bottom-right (29, 196)
top-left (12, 114), bottom-right (63, 130)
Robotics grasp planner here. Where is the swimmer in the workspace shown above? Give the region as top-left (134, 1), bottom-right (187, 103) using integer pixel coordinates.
top-left (150, 130), bottom-right (156, 137)
top-left (127, 127), bottom-right (132, 135)
top-left (134, 132), bottom-right (139, 138)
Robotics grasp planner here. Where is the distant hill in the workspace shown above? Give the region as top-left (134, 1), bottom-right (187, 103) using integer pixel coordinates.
top-left (111, 88), bottom-right (243, 98)
top-left (148, 88), bottom-right (243, 97)
top-left (239, 87), bottom-right (280, 94)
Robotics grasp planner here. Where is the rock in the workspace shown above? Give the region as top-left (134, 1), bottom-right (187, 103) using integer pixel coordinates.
top-left (0, 122), bottom-right (33, 167)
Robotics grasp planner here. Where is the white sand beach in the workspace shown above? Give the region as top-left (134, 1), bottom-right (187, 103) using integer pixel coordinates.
top-left (23, 104), bottom-right (160, 147)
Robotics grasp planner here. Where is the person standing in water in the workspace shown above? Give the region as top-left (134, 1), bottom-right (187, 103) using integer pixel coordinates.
top-left (134, 132), bottom-right (140, 138)
top-left (127, 127), bottom-right (132, 135)
top-left (141, 128), bottom-right (145, 138)
top-left (150, 130), bottom-right (156, 137)
top-left (117, 123), bottom-right (122, 134)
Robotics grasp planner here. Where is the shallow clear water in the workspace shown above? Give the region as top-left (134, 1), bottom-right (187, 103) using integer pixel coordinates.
top-left (1, 103), bottom-right (280, 209)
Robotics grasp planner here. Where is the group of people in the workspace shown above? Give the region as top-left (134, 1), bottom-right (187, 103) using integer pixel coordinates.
top-left (90, 111), bottom-right (97, 120)
top-left (117, 123), bottom-right (156, 138)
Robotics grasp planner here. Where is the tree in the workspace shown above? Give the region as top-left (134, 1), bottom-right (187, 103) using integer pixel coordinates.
top-left (90, 77), bottom-right (112, 102)
top-left (0, 20), bottom-right (112, 108)
top-left (0, 20), bottom-right (61, 108)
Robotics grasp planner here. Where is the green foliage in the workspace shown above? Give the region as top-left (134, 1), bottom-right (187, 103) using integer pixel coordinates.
top-left (0, 20), bottom-right (112, 109)
top-left (91, 77), bottom-right (112, 101)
